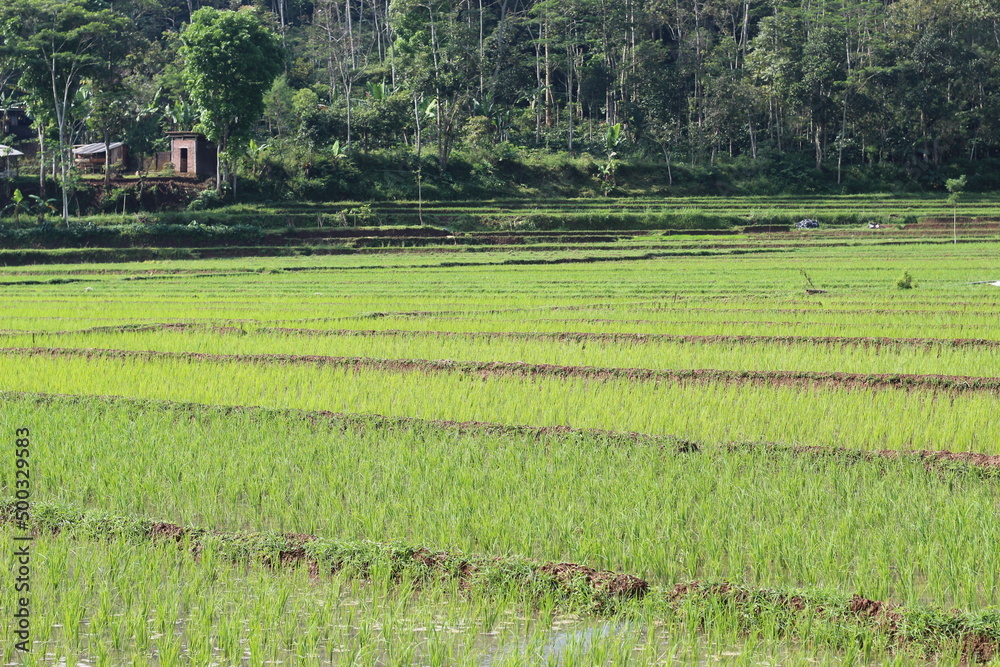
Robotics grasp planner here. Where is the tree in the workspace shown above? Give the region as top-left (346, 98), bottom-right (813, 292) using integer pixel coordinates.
top-left (84, 81), bottom-right (131, 188)
top-left (391, 0), bottom-right (478, 168)
top-left (1, 0), bottom-right (129, 222)
top-left (310, 0), bottom-right (370, 148)
top-left (180, 7), bottom-right (283, 193)
top-left (946, 174), bottom-right (967, 245)
top-left (84, 17), bottom-right (139, 189)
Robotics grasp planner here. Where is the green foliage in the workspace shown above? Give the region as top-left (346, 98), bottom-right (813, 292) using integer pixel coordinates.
top-left (896, 271), bottom-right (917, 290)
top-left (0, 0), bottom-right (130, 220)
top-left (180, 7), bottom-right (283, 188)
top-left (1, 188), bottom-right (26, 223)
top-left (0, 221), bottom-right (263, 248)
top-left (4, 0), bottom-right (1000, 205)
top-left (604, 123), bottom-right (622, 156)
top-left (946, 175), bottom-right (968, 203)
top-left (186, 188), bottom-right (224, 211)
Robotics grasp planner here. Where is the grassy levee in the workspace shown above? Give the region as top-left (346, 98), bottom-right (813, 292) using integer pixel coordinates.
top-left (2, 531), bottom-right (959, 667)
top-left (108, 193), bottom-right (1000, 228)
top-left (1, 349), bottom-right (998, 453)
top-left (0, 244), bottom-right (794, 267)
top-left (3, 501), bottom-right (1000, 663)
top-left (10, 324), bottom-right (1000, 376)
top-left (0, 501), bottom-right (648, 614)
top-left (2, 393), bottom-right (1000, 612)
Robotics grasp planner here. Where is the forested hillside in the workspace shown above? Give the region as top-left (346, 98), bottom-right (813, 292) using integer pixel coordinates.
top-left (2, 0), bottom-right (1000, 201)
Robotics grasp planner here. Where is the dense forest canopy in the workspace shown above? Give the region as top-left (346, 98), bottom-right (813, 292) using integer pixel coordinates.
top-left (1, 0), bottom-right (999, 200)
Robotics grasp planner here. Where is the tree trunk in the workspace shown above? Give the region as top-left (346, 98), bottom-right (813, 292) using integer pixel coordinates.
top-left (59, 143), bottom-right (69, 222)
top-left (104, 129), bottom-right (111, 190)
top-left (814, 121), bottom-right (823, 170)
top-left (412, 93), bottom-right (423, 226)
top-left (55, 113), bottom-right (69, 222)
top-left (345, 0), bottom-right (355, 69)
top-left (532, 22), bottom-right (542, 145)
top-left (478, 0), bottom-right (484, 98)
top-left (544, 14), bottom-right (552, 128)
top-left (566, 45), bottom-right (573, 152)
top-left (216, 128), bottom-right (226, 193)
top-left (37, 127), bottom-right (45, 197)
top-left (660, 145), bottom-right (673, 185)
top-left (346, 80), bottom-right (353, 146)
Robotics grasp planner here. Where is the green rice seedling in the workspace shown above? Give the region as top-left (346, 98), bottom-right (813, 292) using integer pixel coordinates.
top-left (14, 322), bottom-right (1000, 376)
top-left (6, 403), bottom-right (1000, 611)
top-left (3, 351), bottom-right (1000, 453)
top-left (4, 227), bottom-right (1000, 664)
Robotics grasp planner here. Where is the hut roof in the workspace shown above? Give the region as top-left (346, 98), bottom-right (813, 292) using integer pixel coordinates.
top-left (72, 142), bottom-right (123, 155)
top-left (0, 144), bottom-right (24, 157)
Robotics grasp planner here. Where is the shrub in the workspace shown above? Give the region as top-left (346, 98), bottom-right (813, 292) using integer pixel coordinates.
top-left (896, 271), bottom-right (917, 289)
top-left (187, 189), bottom-right (225, 211)
top-left (0, 221), bottom-right (264, 249)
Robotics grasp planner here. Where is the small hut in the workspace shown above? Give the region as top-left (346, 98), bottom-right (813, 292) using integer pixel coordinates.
top-left (0, 144), bottom-right (24, 178)
top-left (166, 131), bottom-right (217, 178)
top-left (73, 142), bottom-right (127, 173)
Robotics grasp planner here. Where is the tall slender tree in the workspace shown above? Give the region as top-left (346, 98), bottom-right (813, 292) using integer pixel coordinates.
top-left (1, 0), bottom-right (129, 221)
top-left (180, 6), bottom-right (283, 193)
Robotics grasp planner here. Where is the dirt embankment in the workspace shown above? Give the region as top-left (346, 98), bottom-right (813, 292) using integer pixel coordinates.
top-left (0, 497), bottom-right (995, 663)
top-left (726, 441), bottom-right (1000, 474)
top-left (199, 324), bottom-right (1000, 351)
top-left (0, 503), bottom-right (648, 611)
top-left (8, 346), bottom-right (1000, 394)
top-left (0, 389), bottom-right (691, 450)
top-left (669, 581), bottom-right (998, 663)
top-left (15, 321), bottom-right (1000, 351)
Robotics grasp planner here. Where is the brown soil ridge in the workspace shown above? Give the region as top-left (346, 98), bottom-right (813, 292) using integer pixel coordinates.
top-left (516, 317), bottom-right (992, 331)
top-left (12, 322), bottom-right (1000, 350)
top-left (669, 581), bottom-right (997, 663)
top-left (537, 562), bottom-right (650, 598)
top-left (0, 389), bottom-right (691, 450)
top-left (730, 442), bottom-right (1000, 472)
top-left (227, 326), bottom-right (1000, 350)
top-left (6, 496), bottom-right (996, 661)
top-left (8, 346), bottom-right (1000, 394)
top-left (2, 505), bottom-right (648, 605)
top-left (632, 305), bottom-right (993, 317)
top-left (8, 389), bottom-right (1000, 472)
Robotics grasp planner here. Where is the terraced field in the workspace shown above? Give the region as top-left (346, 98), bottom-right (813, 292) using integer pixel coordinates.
top-left (2, 235), bottom-right (1000, 664)
top-left (217, 193), bottom-right (1000, 221)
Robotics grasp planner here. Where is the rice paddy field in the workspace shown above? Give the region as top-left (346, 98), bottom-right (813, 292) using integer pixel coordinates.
top-left (214, 193), bottom-right (1000, 222)
top-left (2, 226), bottom-right (1000, 664)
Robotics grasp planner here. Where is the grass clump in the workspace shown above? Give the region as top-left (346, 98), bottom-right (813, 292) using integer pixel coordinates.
top-left (896, 270), bottom-right (917, 289)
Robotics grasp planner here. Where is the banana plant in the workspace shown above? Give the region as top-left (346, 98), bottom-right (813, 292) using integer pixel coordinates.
top-left (2, 188), bottom-right (26, 223)
top-left (242, 139), bottom-right (270, 179)
top-left (28, 193), bottom-right (58, 222)
top-left (605, 123), bottom-right (622, 156)
top-left (365, 81), bottom-right (389, 101)
top-left (164, 99), bottom-right (198, 131)
top-left (600, 123), bottom-right (623, 195)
